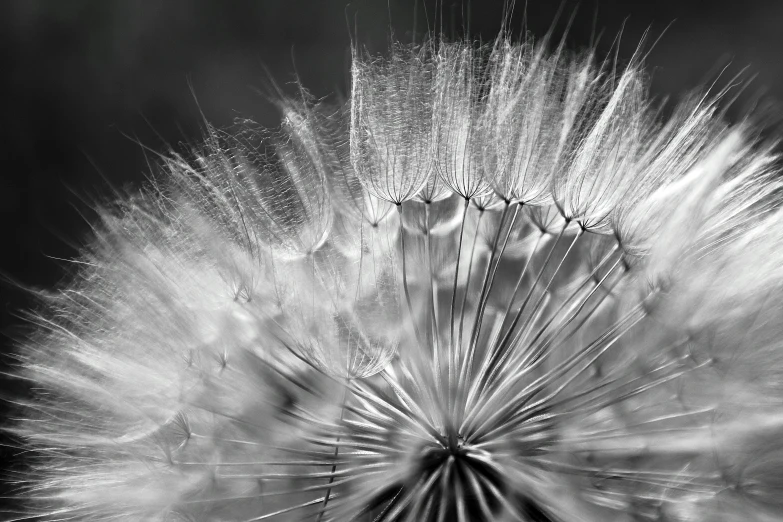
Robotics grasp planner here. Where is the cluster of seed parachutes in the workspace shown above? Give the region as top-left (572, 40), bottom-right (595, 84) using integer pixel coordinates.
top-left (11, 34), bottom-right (783, 522)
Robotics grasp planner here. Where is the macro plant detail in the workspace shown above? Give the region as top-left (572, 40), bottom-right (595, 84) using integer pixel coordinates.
top-left (8, 24), bottom-right (783, 522)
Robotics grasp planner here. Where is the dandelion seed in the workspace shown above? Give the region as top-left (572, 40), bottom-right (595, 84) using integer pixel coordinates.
top-left (553, 62), bottom-right (649, 233)
top-left (8, 17), bottom-right (783, 522)
top-left (350, 43), bottom-right (435, 206)
top-left (482, 39), bottom-right (568, 206)
top-left (433, 41), bottom-right (492, 202)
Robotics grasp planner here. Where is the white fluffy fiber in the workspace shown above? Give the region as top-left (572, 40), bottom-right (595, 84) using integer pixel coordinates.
top-left (7, 28), bottom-right (783, 522)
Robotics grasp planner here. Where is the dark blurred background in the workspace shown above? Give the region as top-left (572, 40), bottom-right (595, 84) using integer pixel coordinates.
top-left (0, 0), bottom-right (782, 494)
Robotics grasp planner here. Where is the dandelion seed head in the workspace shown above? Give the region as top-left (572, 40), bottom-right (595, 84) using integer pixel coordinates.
top-left (9, 18), bottom-right (783, 522)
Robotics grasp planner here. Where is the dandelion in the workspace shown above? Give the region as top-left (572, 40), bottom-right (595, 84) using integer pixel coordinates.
top-left (8, 18), bottom-right (783, 522)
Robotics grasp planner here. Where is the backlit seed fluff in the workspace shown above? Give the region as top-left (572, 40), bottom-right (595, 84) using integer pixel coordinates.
top-left (553, 63), bottom-right (649, 232)
top-left (8, 25), bottom-right (783, 522)
top-left (433, 42), bottom-right (492, 201)
top-left (482, 39), bottom-right (574, 205)
top-left (350, 43), bottom-right (435, 205)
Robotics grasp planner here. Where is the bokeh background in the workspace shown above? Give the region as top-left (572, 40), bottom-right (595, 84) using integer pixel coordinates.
top-left (1, 0), bottom-right (782, 503)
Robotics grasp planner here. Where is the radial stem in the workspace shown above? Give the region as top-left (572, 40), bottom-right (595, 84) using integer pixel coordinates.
top-left (316, 385), bottom-right (350, 522)
top-left (449, 199), bottom-right (472, 365)
top-left (463, 201), bottom-right (518, 395)
top-left (396, 203), bottom-right (424, 348)
top-left (424, 201), bottom-right (442, 393)
top-left (456, 208), bottom-right (485, 353)
top-left (481, 227), bottom-right (580, 389)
